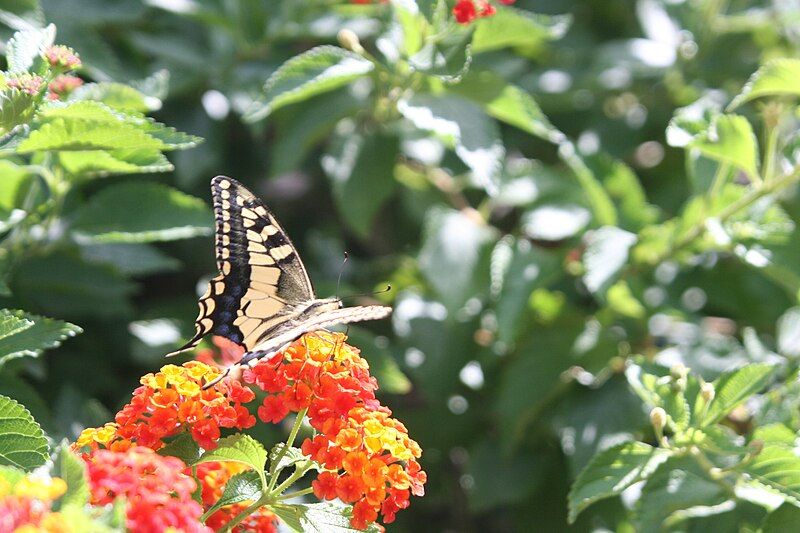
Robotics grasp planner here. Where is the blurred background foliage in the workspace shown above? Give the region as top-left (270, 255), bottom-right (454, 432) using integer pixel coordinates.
top-left (3, 0), bottom-right (800, 530)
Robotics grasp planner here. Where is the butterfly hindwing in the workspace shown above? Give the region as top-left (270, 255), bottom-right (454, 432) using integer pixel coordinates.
top-left (240, 304), bottom-right (393, 364)
top-left (168, 176), bottom-right (315, 355)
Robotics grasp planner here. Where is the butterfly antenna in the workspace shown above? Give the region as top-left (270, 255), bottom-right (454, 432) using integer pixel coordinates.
top-left (341, 284), bottom-right (392, 301)
top-left (336, 252), bottom-right (349, 299)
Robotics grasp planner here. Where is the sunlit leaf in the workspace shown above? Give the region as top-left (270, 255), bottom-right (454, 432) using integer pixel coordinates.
top-left (729, 58), bottom-right (800, 110)
top-left (0, 395), bottom-right (48, 470)
top-left (688, 114), bottom-right (759, 179)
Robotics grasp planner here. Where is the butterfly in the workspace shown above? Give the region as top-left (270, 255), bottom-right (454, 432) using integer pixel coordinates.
top-left (168, 176), bottom-right (391, 370)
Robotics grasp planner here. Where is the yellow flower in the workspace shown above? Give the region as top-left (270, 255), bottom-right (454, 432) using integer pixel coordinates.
top-left (363, 418), bottom-right (385, 438)
top-left (176, 380), bottom-right (201, 397)
top-left (15, 476), bottom-right (67, 501)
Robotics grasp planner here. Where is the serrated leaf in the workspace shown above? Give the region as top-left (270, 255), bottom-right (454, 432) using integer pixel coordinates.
top-left (196, 434), bottom-right (267, 476)
top-left (568, 441), bottom-right (671, 523)
top-left (696, 426), bottom-right (747, 455)
top-left (54, 444), bottom-right (89, 509)
top-left (582, 226), bottom-right (637, 295)
top-left (451, 70), bottom-right (561, 143)
top-left (71, 182), bottom-right (212, 243)
top-left (58, 149), bottom-right (173, 177)
top-left (700, 363), bottom-right (776, 426)
top-left (6, 24), bottom-right (54, 73)
top-left (245, 46), bottom-right (374, 122)
top-left (69, 82), bottom-right (155, 113)
top-left (741, 444), bottom-right (800, 506)
top-left (729, 59), bottom-right (800, 110)
top-left (0, 312), bottom-right (33, 341)
top-left (471, 8), bottom-right (570, 52)
top-left (398, 94), bottom-right (504, 194)
top-left (0, 394), bottom-right (48, 470)
top-left (269, 443), bottom-right (310, 474)
top-left (271, 502), bottom-right (382, 533)
top-left (0, 89), bottom-right (36, 134)
top-left (203, 470), bottom-right (262, 517)
top-left (158, 433), bottom-right (201, 465)
top-left (689, 114), bottom-right (759, 178)
top-left (636, 456), bottom-right (728, 532)
top-left (0, 309), bottom-right (82, 368)
top-left (17, 118), bottom-right (166, 153)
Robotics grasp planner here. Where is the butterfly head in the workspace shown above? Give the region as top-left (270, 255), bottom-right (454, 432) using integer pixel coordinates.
top-left (309, 297), bottom-right (344, 313)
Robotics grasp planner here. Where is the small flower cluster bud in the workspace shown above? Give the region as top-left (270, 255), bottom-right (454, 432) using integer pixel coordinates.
top-left (650, 407), bottom-right (667, 432)
top-left (670, 363), bottom-right (688, 392)
top-left (337, 29), bottom-right (363, 53)
top-left (43, 45), bottom-right (81, 70)
top-left (6, 74), bottom-right (44, 95)
top-left (700, 382), bottom-right (715, 403)
top-left (47, 75), bottom-right (83, 100)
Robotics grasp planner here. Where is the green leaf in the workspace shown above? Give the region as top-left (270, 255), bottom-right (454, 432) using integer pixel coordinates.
top-left (471, 7), bottom-right (570, 53)
top-left (158, 433), bottom-right (201, 465)
top-left (0, 394), bottom-right (48, 470)
top-left (729, 59), bottom-right (800, 110)
top-left (762, 503), bottom-right (800, 532)
top-left (245, 46), bottom-right (374, 122)
top-left (0, 89), bottom-right (36, 134)
top-left (521, 204), bottom-right (590, 241)
top-left (398, 94), bottom-right (504, 194)
top-left (635, 456), bottom-right (729, 532)
top-left (582, 226), bottom-right (637, 295)
top-left (196, 433), bottom-right (268, 475)
top-left (54, 444), bottom-right (90, 509)
top-left (323, 131), bottom-right (399, 238)
top-left (568, 441), bottom-right (671, 523)
top-left (269, 443), bottom-right (312, 474)
top-left (17, 118), bottom-right (166, 153)
top-left (13, 252), bottom-right (136, 319)
top-left (408, 30), bottom-right (472, 82)
top-left (71, 182), bottom-right (212, 243)
top-left (69, 82), bottom-right (156, 113)
top-left (393, 0), bottom-right (424, 56)
top-left (741, 444), bottom-right (800, 506)
top-left (5, 24), bottom-right (54, 73)
top-left (0, 309), bottom-right (82, 368)
top-left (700, 363), bottom-right (776, 425)
top-left (490, 237), bottom-right (562, 343)
top-left (689, 114), bottom-right (759, 178)
top-left (58, 149), bottom-right (173, 177)
top-left (451, 70), bottom-right (561, 142)
top-left (80, 243), bottom-right (180, 276)
top-left (270, 502), bottom-right (382, 533)
top-left (419, 207), bottom-right (496, 310)
top-left (203, 470), bottom-right (262, 517)
top-left (778, 307), bottom-right (800, 358)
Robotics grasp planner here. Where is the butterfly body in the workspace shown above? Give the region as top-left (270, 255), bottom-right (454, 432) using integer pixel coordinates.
top-left (168, 176), bottom-right (391, 365)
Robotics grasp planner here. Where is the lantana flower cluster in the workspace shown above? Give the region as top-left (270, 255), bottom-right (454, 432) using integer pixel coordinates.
top-left (75, 361), bottom-right (256, 451)
top-left (85, 447), bottom-right (210, 532)
top-left (453, 0), bottom-right (515, 24)
top-left (0, 474), bottom-right (67, 533)
top-left (243, 332), bottom-right (426, 529)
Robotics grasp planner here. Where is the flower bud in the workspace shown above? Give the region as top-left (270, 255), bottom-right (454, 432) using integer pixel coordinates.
top-left (700, 382), bottom-right (715, 403)
top-left (43, 45), bottom-right (81, 70)
top-left (338, 29), bottom-right (362, 53)
top-left (670, 363), bottom-right (688, 381)
top-left (650, 407), bottom-right (667, 431)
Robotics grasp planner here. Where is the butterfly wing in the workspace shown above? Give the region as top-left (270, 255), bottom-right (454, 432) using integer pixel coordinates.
top-left (239, 304), bottom-right (392, 365)
top-left (168, 176), bottom-right (315, 355)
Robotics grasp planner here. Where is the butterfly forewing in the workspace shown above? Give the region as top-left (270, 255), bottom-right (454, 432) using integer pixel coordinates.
top-left (168, 176), bottom-right (315, 355)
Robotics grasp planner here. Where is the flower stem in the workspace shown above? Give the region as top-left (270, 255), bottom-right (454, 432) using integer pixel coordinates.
top-left (267, 407), bottom-right (308, 493)
top-left (275, 487), bottom-right (315, 501)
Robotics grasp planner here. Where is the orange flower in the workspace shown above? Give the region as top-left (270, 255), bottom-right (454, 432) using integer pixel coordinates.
top-left (74, 361), bottom-right (255, 453)
top-left (336, 474), bottom-right (365, 503)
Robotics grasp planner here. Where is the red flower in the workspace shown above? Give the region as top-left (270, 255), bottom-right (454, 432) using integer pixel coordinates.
top-left (84, 447), bottom-right (210, 532)
top-left (258, 394), bottom-right (290, 424)
top-left (453, 0), bottom-right (477, 24)
top-left (311, 471), bottom-right (338, 500)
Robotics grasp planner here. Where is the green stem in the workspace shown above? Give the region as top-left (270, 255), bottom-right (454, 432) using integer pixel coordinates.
top-left (689, 446), bottom-right (738, 499)
top-left (270, 460), bottom-right (314, 496)
top-left (647, 167), bottom-right (800, 266)
top-left (220, 494), bottom-right (271, 532)
top-left (267, 408), bottom-right (308, 493)
top-left (762, 121), bottom-right (780, 185)
top-left (275, 487), bottom-right (315, 501)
